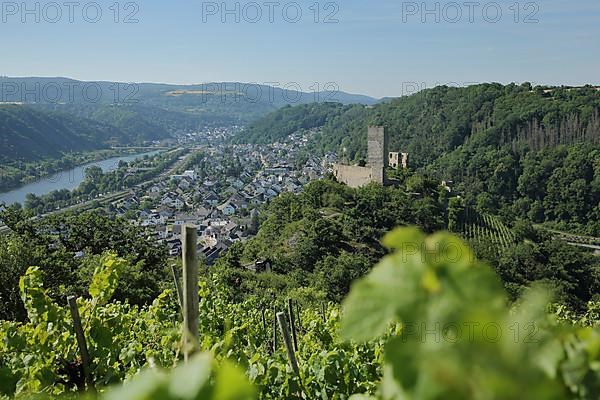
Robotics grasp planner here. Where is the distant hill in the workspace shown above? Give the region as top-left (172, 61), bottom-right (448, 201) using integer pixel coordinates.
top-left (0, 77), bottom-right (378, 125)
top-left (34, 103), bottom-right (210, 142)
top-left (238, 83), bottom-right (600, 165)
top-left (0, 104), bottom-right (121, 162)
top-left (233, 103), bottom-right (349, 144)
top-left (0, 77), bottom-right (377, 162)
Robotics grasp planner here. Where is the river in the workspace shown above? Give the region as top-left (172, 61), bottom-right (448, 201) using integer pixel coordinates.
top-left (0, 151), bottom-right (162, 205)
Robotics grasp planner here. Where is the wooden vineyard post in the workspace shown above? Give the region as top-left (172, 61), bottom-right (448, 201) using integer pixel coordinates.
top-left (276, 312), bottom-right (300, 376)
top-left (287, 299), bottom-right (298, 352)
top-left (170, 263), bottom-right (183, 311)
top-left (296, 303), bottom-right (302, 331)
top-left (272, 304), bottom-right (278, 352)
top-left (67, 296), bottom-right (95, 392)
top-left (261, 308), bottom-right (267, 333)
top-left (182, 225), bottom-right (199, 363)
top-left (321, 302), bottom-right (326, 323)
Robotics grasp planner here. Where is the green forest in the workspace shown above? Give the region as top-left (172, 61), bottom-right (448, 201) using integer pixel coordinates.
top-left (236, 83), bottom-right (600, 235)
top-left (0, 105), bottom-right (116, 163)
top-left (215, 177), bottom-right (599, 311)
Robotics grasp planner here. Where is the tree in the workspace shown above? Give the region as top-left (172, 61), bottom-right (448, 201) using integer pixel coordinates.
top-left (312, 252), bottom-right (371, 302)
top-left (0, 208), bottom-right (170, 320)
top-left (512, 219), bottom-right (537, 242)
top-left (476, 192), bottom-right (496, 214)
top-left (248, 209), bottom-right (260, 235)
top-left (447, 197), bottom-right (464, 232)
top-left (84, 166), bottom-right (104, 183)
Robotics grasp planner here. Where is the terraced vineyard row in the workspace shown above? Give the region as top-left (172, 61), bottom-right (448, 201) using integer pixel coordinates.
top-left (458, 206), bottom-right (516, 251)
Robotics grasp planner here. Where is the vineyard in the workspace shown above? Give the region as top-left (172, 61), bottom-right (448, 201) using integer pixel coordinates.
top-left (1, 229), bottom-right (600, 399)
top-left (458, 206), bottom-right (516, 251)
top-left (0, 253), bottom-right (383, 399)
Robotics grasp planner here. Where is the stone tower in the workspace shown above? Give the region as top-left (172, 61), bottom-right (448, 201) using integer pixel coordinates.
top-left (367, 126), bottom-right (388, 184)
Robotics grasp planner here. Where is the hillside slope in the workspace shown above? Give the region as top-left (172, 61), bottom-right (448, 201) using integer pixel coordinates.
top-left (0, 105), bottom-right (123, 162)
top-left (35, 103), bottom-right (209, 142)
top-left (236, 83), bottom-right (600, 234)
top-left (0, 77), bottom-right (378, 126)
top-left (233, 103), bottom-right (352, 143)
top-left (239, 83), bottom-right (600, 164)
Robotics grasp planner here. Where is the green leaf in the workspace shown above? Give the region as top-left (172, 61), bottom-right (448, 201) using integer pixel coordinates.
top-left (534, 338), bottom-right (564, 379)
top-left (89, 254), bottom-right (127, 305)
top-left (340, 252), bottom-right (426, 341)
top-left (103, 369), bottom-right (168, 400)
top-left (424, 232), bottom-right (474, 271)
top-left (382, 227), bottom-right (425, 250)
top-left (213, 361), bottom-right (256, 400)
top-left (384, 337), bottom-right (420, 391)
top-left (167, 353), bottom-right (212, 399)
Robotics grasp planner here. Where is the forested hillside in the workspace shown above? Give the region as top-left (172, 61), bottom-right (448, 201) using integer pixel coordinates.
top-left (0, 105), bottom-right (121, 162)
top-left (236, 83), bottom-right (600, 235)
top-left (215, 177), bottom-right (600, 310)
top-left (233, 103), bottom-right (353, 143)
top-left (238, 83), bottom-right (600, 161)
top-left (36, 103), bottom-right (210, 142)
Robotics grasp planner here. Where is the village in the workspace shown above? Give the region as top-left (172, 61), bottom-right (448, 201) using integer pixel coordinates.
top-left (109, 129), bottom-right (336, 264)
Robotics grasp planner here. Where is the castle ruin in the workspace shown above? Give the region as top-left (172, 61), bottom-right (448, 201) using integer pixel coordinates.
top-left (333, 126), bottom-right (407, 188)
top-left (389, 152), bottom-right (409, 170)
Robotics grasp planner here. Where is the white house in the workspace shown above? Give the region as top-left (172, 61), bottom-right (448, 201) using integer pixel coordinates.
top-left (182, 170), bottom-right (198, 181)
top-left (232, 179), bottom-right (245, 189)
top-left (264, 188), bottom-right (278, 200)
top-left (173, 198), bottom-right (185, 210)
top-left (217, 202), bottom-right (236, 216)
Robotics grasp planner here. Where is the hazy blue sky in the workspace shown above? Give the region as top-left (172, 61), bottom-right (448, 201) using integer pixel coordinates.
top-left (1, 0), bottom-right (599, 97)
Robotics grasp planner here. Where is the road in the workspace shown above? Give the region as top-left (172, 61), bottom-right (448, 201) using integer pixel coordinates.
top-left (535, 226), bottom-right (600, 254)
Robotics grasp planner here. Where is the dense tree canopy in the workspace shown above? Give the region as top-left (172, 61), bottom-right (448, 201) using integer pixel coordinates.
top-left (0, 208), bottom-right (169, 321)
top-left (216, 176), bottom-right (600, 310)
top-left (239, 83), bottom-right (600, 235)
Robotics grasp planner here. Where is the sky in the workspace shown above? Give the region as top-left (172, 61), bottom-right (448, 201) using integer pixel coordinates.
top-left (1, 0), bottom-right (599, 98)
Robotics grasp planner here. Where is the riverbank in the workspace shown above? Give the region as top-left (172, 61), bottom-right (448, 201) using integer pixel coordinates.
top-left (0, 150), bottom-right (164, 206)
top-left (0, 148), bottom-right (149, 193)
top-left (0, 148), bottom-right (187, 234)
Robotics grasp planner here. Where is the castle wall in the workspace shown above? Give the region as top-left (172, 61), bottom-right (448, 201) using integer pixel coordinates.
top-left (333, 164), bottom-right (375, 188)
top-left (389, 152), bottom-right (409, 169)
top-left (333, 126), bottom-right (392, 187)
